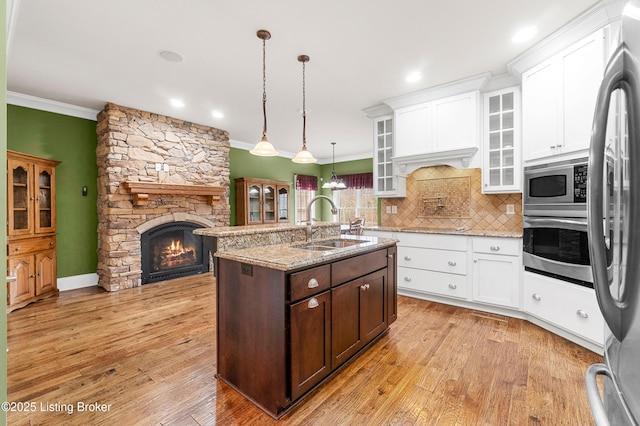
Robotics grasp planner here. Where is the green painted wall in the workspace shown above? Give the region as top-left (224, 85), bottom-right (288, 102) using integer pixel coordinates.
top-left (2, 0), bottom-right (8, 420)
top-left (7, 105), bottom-right (98, 278)
top-left (229, 147), bottom-right (373, 224)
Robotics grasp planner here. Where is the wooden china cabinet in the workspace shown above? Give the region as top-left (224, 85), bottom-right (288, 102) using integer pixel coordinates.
top-left (6, 150), bottom-right (61, 312)
top-left (235, 177), bottom-right (290, 225)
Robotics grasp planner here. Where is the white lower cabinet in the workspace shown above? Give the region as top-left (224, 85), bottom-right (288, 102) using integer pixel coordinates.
top-left (471, 237), bottom-right (521, 309)
top-left (396, 232), bottom-right (469, 300)
top-left (523, 271), bottom-right (604, 346)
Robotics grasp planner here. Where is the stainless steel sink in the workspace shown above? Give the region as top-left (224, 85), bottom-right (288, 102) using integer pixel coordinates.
top-left (294, 238), bottom-right (364, 251)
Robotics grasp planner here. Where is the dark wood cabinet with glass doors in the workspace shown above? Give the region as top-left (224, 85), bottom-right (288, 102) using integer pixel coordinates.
top-left (235, 177), bottom-right (290, 225)
top-left (6, 150), bottom-right (60, 312)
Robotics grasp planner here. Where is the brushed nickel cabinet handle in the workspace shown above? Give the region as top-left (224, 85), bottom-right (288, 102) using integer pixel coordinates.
top-left (403, 277), bottom-right (412, 282)
top-left (490, 245), bottom-right (500, 251)
top-left (307, 278), bottom-right (319, 289)
top-left (360, 284), bottom-right (370, 290)
top-left (576, 310), bottom-right (589, 319)
top-left (404, 255), bottom-right (411, 261)
top-left (532, 293), bottom-right (541, 302)
top-left (448, 260), bottom-right (457, 266)
top-left (307, 298), bottom-right (319, 309)
top-left (448, 283), bottom-right (457, 290)
top-left (388, 254), bottom-right (394, 258)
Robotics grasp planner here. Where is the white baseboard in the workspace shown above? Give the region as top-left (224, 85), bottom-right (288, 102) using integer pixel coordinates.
top-left (57, 273), bottom-right (99, 291)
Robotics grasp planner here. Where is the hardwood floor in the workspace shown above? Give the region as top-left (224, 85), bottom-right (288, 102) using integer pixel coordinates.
top-left (7, 273), bottom-right (602, 425)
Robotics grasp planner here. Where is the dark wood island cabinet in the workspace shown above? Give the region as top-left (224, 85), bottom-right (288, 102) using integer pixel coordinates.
top-left (215, 241), bottom-right (397, 419)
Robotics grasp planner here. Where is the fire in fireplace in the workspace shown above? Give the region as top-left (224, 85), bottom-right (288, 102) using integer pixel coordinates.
top-left (141, 221), bottom-right (210, 284)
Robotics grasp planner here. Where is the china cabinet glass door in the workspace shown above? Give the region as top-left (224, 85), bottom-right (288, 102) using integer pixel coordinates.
top-left (35, 166), bottom-right (54, 233)
top-left (278, 186), bottom-right (289, 222)
top-left (248, 185), bottom-right (262, 224)
top-left (263, 185), bottom-right (276, 222)
top-left (8, 161), bottom-right (33, 236)
top-left (375, 117), bottom-right (394, 193)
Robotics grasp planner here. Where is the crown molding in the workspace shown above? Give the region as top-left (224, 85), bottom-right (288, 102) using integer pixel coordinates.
top-left (7, 91), bottom-right (101, 121)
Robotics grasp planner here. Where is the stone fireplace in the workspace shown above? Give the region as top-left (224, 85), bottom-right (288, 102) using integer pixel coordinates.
top-left (96, 103), bottom-right (230, 291)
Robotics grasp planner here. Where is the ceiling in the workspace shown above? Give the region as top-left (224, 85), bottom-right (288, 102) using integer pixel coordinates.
top-left (7, 0), bottom-right (599, 163)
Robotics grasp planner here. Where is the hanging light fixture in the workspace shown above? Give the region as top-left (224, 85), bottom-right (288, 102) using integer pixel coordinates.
top-left (322, 142), bottom-right (346, 189)
top-left (250, 29), bottom-right (279, 157)
top-left (292, 55), bottom-right (317, 163)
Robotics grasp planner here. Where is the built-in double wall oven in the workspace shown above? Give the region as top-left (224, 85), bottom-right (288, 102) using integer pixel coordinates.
top-left (523, 157), bottom-right (597, 288)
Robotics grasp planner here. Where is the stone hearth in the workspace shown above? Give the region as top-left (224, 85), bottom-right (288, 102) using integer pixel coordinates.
top-left (96, 103), bottom-right (230, 291)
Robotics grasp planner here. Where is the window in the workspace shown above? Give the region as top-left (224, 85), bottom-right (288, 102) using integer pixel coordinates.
top-left (332, 173), bottom-right (376, 226)
top-left (294, 174), bottom-right (317, 223)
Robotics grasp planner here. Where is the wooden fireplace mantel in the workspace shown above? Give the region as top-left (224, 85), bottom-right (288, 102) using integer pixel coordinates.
top-left (123, 181), bottom-right (226, 206)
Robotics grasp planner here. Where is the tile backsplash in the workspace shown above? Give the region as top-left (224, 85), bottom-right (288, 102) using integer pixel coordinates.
top-left (381, 166), bottom-right (522, 233)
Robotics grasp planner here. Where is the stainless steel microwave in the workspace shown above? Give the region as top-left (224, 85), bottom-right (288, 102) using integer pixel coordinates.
top-left (523, 157), bottom-right (588, 217)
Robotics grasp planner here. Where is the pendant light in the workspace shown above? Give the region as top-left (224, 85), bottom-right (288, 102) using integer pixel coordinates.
top-left (292, 55), bottom-right (317, 163)
top-left (322, 142), bottom-right (346, 189)
top-left (250, 29), bottom-right (279, 157)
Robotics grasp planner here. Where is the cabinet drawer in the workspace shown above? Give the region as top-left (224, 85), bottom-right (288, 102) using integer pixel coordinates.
top-left (398, 266), bottom-right (468, 300)
top-left (331, 249), bottom-right (388, 287)
top-left (523, 272), bottom-right (604, 344)
top-left (472, 237), bottom-right (520, 256)
top-left (398, 246), bottom-right (467, 275)
top-left (396, 232), bottom-right (467, 251)
top-left (7, 236), bottom-right (56, 256)
top-left (289, 264), bottom-right (331, 303)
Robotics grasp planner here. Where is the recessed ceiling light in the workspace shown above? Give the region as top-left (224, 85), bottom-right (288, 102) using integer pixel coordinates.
top-left (170, 98), bottom-right (185, 108)
top-left (512, 26), bottom-right (537, 43)
top-left (406, 72), bottom-right (422, 83)
top-left (159, 50), bottom-right (184, 63)
top-left (211, 110), bottom-right (224, 119)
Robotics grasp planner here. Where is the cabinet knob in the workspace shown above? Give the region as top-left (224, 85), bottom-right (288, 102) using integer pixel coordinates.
top-left (14, 247), bottom-right (20, 252)
top-left (388, 254), bottom-right (394, 259)
top-left (360, 283), bottom-right (370, 291)
top-left (404, 255), bottom-right (411, 261)
top-left (490, 245), bottom-right (500, 251)
top-left (448, 283), bottom-right (457, 290)
top-left (29, 274), bottom-right (35, 278)
top-left (448, 260), bottom-right (457, 266)
top-left (403, 276), bottom-right (412, 282)
top-left (307, 278), bottom-right (319, 289)
top-left (532, 293), bottom-right (541, 302)
top-left (307, 298), bottom-right (319, 309)
top-left (49, 241), bottom-right (54, 246)
top-left (550, 145), bottom-right (556, 149)
top-left (576, 309), bottom-right (589, 319)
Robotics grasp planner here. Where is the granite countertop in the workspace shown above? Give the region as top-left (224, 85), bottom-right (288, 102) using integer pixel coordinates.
top-left (214, 235), bottom-right (398, 271)
top-left (194, 222), bottom-right (337, 238)
top-left (364, 226), bottom-right (522, 238)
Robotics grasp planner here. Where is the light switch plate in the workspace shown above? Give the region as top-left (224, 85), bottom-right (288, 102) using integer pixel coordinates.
top-left (155, 163), bottom-right (161, 171)
top-left (163, 164), bottom-right (169, 172)
top-left (385, 206), bottom-right (391, 213)
top-left (391, 205), bottom-right (398, 214)
top-left (506, 204), bottom-right (515, 215)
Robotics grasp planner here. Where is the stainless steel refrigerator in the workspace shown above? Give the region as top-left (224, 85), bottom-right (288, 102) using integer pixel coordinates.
top-left (586, 1), bottom-right (640, 424)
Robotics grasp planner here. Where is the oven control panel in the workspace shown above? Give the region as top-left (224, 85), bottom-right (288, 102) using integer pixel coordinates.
top-left (574, 164), bottom-right (588, 203)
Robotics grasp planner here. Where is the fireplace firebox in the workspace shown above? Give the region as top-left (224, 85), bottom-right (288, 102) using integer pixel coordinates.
top-left (141, 221), bottom-right (210, 284)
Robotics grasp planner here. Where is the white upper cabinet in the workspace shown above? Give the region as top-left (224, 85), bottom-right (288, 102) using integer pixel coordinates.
top-left (432, 91), bottom-right (479, 152)
top-left (394, 103), bottom-right (431, 158)
top-left (373, 116), bottom-right (406, 197)
top-left (394, 91), bottom-right (479, 160)
top-left (482, 86), bottom-right (521, 193)
top-left (522, 28), bottom-right (606, 162)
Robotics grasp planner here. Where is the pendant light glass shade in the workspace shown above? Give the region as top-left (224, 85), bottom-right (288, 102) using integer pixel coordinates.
top-left (292, 55), bottom-right (316, 164)
top-left (322, 142), bottom-right (346, 189)
top-left (250, 29), bottom-right (279, 157)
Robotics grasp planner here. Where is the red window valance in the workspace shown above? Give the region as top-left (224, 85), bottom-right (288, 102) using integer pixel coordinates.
top-left (337, 172), bottom-right (373, 189)
top-left (295, 174), bottom-right (318, 191)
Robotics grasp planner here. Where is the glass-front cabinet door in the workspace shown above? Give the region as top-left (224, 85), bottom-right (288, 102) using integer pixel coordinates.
top-left (263, 184), bottom-right (276, 223)
top-left (8, 159), bottom-right (33, 236)
top-left (248, 184), bottom-right (262, 224)
top-left (35, 165), bottom-right (56, 233)
top-left (374, 116), bottom-right (394, 195)
top-left (482, 87), bottom-right (521, 193)
top-left (277, 186), bottom-right (289, 222)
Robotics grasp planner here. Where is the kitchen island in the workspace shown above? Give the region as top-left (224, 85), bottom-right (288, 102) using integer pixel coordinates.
top-left (194, 224), bottom-right (398, 418)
